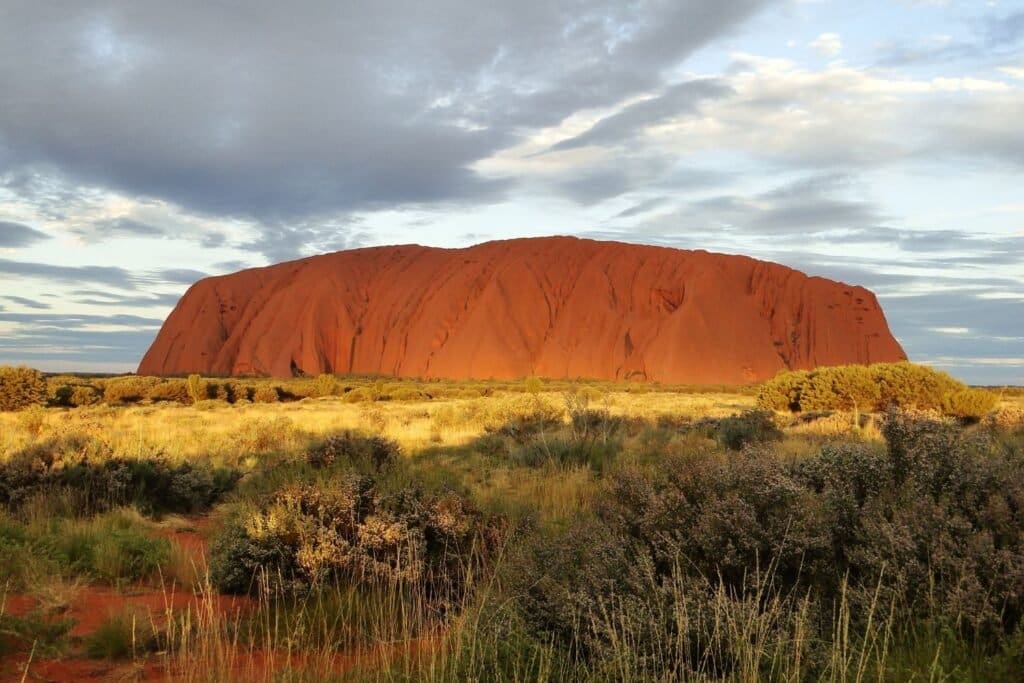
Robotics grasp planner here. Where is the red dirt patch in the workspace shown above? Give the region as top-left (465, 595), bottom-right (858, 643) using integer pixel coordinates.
top-left (1, 656), bottom-right (164, 683)
top-left (64, 586), bottom-right (250, 639)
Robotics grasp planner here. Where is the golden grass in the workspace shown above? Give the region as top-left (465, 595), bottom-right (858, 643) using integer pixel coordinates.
top-left (0, 390), bottom-right (756, 464)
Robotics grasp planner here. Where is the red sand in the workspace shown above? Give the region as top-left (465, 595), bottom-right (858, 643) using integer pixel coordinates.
top-left (138, 236), bottom-right (906, 383)
top-left (1, 522), bottom-right (433, 681)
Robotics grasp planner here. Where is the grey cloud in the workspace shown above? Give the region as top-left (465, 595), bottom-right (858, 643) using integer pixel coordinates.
top-left (77, 217), bottom-right (164, 241)
top-left (70, 291), bottom-right (182, 308)
top-left (211, 260), bottom-right (254, 274)
top-left (243, 220), bottom-right (372, 263)
top-left (877, 8), bottom-right (1024, 67)
top-left (0, 312), bottom-right (164, 328)
top-left (986, 10), bottom-right (1024, 47)
top-left (200, 232), bottom-right (227, 248)
top-left (549, 79), bottom-right (731, 152)
top-left (558, 158), bottom-right (728, 206)
top-left (1, 295), bottom-right (50, 310)
top-left (0, 0), bottom-right (775, 238)
top-left (613, 197), bottom-right (671, 219)
top-left (0, 328), bottom-right (159, 365)
top-left (0, 257), bottom-right (137, 289)
top-left (152, 269), bottom-right (207, 286)
top-left (0, 221), bottom-right (50, 247)
top-left (653, 174), bottom-right (883, 234)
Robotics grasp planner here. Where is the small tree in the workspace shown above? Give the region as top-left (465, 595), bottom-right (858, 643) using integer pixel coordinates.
top-left (186, 374), bottom-right (205, 404)
top-left (316, 373), bottom-right (338, 398)
top-left (0, 366), bottom-right (47, 411)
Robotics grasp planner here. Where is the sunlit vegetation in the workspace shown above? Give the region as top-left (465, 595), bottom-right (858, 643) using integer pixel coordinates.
top-left (1, 364), bottom-right (1022, 680)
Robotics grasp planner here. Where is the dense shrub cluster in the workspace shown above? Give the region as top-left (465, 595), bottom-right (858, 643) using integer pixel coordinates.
top-left (756, 362), bottom-right (995, 419)
top-left (486, 411), bottom-right (562, 445)
top-left (0, 436), bottom-right (239, 515)
top-left (715, 410), bottom-right (783, 450)
top-left (941, 388), bottom-right (999, 422)
top-left (209, 473), bottom-right (503, 602)
top-left (509, 409), bottom-right (1024, 676)
top-left (0, 366), bottom-right (47, 411)
top-left (103, 376), bottom-right (163, 405)
top-left (48, 379), bottom-right (103, 407)
top-left (0, 510), bottom-right (170, 586)
top-left (146, 379), bottom-right (192, 404)
top-left (306, 431), bottom-right (400, 471)
top-left (987, 405), bottom-right (1024, 432)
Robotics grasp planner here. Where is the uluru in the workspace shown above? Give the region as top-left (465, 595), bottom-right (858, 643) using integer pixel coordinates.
top-left (138, 236), bottom-right (907, 384)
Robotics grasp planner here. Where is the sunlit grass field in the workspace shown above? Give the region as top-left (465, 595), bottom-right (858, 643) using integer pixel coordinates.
top-left (1, 375), bottom-right (1023, 681)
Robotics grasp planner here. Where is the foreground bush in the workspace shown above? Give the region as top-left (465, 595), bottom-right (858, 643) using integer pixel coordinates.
top-left (0, 366), bottom-right (47, 411)
top-left (210, 473), bottom-right (504, 603)
top-left (756, 362), bottom-right (993, 418)
top-left (715, 410), bottom-right (783, 450)
top-left (306, 431), bottom-right (400, 471)
top-left (941, 388), bottom-right (999, 422)
top-left (102, 376), bottom-right (162, 405)
top-left (0, 437), bottom-right (239, 515)
top-left (507, 410), bottom-right (1024, 676)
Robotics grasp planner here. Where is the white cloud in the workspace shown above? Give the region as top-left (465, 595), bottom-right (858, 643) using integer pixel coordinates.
top-left (809, 32), bottom-right (843, 57)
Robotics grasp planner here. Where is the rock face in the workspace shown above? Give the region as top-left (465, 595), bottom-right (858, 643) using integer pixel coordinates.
top-left (138, 236), bottom-right (907, 384)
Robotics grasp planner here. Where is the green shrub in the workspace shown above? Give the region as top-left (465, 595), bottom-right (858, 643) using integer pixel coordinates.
top-left (146, 380), bottom-right (192, 404)
top-left (49, 383), bottom-right (74, 407)
top-left (873, 362), bottom-right (962, 411)
top-left (204, 381), bottom-right (235, 403)
top-left (799, 365), bottom-right (881, 413)
top-left (512, 437), bottom-right (622, 472)
top-left (315, 373), bottom-right (339, 397)
top-left (0, 441), bottom-right (239, 515)
top-left (252, 385), bottom-right (280, 403)
top-left (70, 385), bottom-right (102, 407)
top-left (941, 388), bottom-right (998, 422)
top-left (756, 362), bottom-right (972, 417)
top-left (755, 369), bottom-right (809, 412)
top-left (306, 431), bottom-right (400, 471)
top-left (342, 387), bottom-right (373, 403)
top-left (510, 410), bottom-right (1024, 675)
top-left (84, 610), bottom-right (155, 659)
top-left (210, 475), bottom-right (503, 601)
top-left (0, 610), bottom-right (73, 658)
top-left (388, 387), bottom-right (426, 401)
top-left (0, 366), bottom-right (47, 411)
top-left (716, 410), bottom-right (783, 450)
top-left (488, 412), bottom-right (562, 445)
top-left (103, 376), bottom-right (161, 405)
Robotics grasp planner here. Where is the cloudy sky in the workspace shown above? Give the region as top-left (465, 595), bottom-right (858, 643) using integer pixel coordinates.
top-left (0, 0), bottom-right (1022, 383)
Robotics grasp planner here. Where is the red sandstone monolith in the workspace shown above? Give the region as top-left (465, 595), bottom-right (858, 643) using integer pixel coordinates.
top-left (138, 236), bottom-right (906, 383)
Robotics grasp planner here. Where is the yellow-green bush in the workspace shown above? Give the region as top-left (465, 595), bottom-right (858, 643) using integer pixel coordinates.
top-left (146, 380), bottom-right (192, 404)
top-left (252, 385), bottom-right (280, 403)
top-left (755, 369), bottom-right (809, 412)
top-left (0, 366), bottom-right (47, 411)
top-left (756, 362), bottom-right (977, 417)
top-left (941, 389), bottom-right (999, 422)
top-left (70, 385), bottom-right (102, 407)
top-left (799, 365), bottom-right (880, 412)
top-left (873, 362), bottom-right (962, 410)
top-left (102, 376), bottom-right (162, 405)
